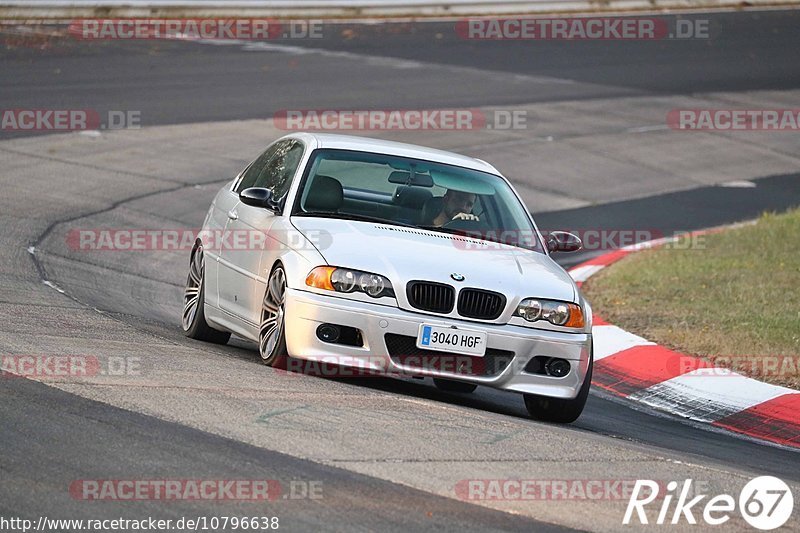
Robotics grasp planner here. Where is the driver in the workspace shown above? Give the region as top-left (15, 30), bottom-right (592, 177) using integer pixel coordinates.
top-left (430, 189), bottom-right (479, 226)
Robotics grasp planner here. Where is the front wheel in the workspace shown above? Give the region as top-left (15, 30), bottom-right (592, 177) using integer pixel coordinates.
top-left (523, 357), bottom-right (592, 424)
top-left (259, 265), bottom-right (288, 368)
top-left (182, 245), bottom-right (231, 344)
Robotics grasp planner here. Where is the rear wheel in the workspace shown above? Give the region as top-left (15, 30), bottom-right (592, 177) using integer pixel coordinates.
top-left (259, 265), bottom-right (288, 368)
top-left (182, 245), bottom-right (231, 344)
top-left (433, 378), bottom-right (478, 394)
top-left (523, 356), bottom-right (592, 424)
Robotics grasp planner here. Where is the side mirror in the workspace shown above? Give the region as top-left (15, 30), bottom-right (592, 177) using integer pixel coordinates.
top-left (546, 231), bottom-right (582, 253)
top-left (239, 187), bottom-right (282, 214)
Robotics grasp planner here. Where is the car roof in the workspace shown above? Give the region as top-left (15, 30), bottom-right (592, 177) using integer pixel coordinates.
top-left (286, 132), bottom-right (501, 175)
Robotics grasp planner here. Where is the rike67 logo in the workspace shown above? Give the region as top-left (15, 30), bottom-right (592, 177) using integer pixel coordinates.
top-left (624, 477), bottom-right (794, 530)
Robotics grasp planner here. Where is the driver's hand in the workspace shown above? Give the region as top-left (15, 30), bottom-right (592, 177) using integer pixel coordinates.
top-left (452, 213), bottom-right (479, 221)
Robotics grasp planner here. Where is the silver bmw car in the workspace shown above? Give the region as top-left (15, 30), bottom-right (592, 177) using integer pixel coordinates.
top-left (182, 133), bottom-right (593, 422)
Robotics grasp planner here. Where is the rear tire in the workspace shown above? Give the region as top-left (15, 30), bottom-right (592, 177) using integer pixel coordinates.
top-left (523, 356), bottom-right (592, 424)
top-left (433, 378), bottom-right (478, 394)
top-left (182, 245), bottom-right (231, 345)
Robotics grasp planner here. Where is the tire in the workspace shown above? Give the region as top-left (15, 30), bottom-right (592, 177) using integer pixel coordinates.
top-left (523, 356), bottom-right (592, 424)
top-left (433, 378), bottom-right (478, 394)
top-left (259, 265), bottom-right (288, 369)
top-left (182, 244), bottom-right (231, 344)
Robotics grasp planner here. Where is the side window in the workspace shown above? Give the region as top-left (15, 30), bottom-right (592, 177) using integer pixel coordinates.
top-left (235, 142), bottom-right (281, 193)
top-left (236, 140), bottom-right (304, 199)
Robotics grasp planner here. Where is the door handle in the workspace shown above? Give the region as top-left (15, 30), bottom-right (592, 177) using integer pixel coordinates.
top-left (227, 209), bottom-right (238, 221)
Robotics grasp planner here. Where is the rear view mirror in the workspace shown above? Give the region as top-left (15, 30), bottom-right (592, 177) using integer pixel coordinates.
top-left (239, 187), bottom-right (282, 214)
top-left (546, 231), bottom-right (582, 253)
top-left (387, 171), bottom-right (434, 187)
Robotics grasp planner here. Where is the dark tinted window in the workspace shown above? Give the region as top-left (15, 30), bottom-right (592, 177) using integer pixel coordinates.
top-left (235, 139), bottom-right (304, 198)
top-left (236, 142), bottom-right (280, 193)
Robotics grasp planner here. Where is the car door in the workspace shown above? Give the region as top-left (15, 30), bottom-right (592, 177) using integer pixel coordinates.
top-left (218, 139), bottom-right (304, 324)
top-left (202, 175), bottom-right (245, 309)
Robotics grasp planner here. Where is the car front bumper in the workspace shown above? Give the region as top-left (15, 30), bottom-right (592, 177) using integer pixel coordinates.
top-left (284, 288), bottom-right (592, 399)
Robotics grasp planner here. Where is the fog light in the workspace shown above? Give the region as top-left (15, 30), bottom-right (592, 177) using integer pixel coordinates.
top-left (544, 358), bottom-right (570, 378)
top-left (316, 324), bottom-right (340, 343)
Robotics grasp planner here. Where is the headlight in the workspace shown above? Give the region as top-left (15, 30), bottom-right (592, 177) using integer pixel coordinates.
top-left (331, 269), bottom-right (358, 293)
top-left (517, 298), bottom-right (584, 328)
top-left (359, 272), bottom-right (387, 298)
top-left (306, 266), bottom-right (395, 298)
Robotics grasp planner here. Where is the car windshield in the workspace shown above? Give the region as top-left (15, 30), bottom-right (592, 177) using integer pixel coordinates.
top-left (293, 149), bottom-right (543, 252)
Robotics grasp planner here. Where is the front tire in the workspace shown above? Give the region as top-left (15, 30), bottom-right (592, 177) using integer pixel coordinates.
top-left (259, 265), bottom-right (288, 368)
top-left (182, 245), bottom-right (231, 344)
top-left (433, 378), bottom-right (478, 394)
top-left (523, 357), bottom-right (592, 424)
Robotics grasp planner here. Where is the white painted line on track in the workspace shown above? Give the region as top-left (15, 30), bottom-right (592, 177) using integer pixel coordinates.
top-left (720, 180), bottom-right (757, 188)
top-left (626, 124), bottom-right (670, 133)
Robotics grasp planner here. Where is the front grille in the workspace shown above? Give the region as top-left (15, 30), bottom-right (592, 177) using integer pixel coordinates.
top-left (384, 333), bottom-right (513, 377)
top-left (457, 288), bottom-right (506, 320)
top-left (406, 281), bottom-right (455, 314)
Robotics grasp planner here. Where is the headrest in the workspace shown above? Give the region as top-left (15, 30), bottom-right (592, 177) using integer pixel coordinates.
top-left (421, 196), bottom-right (444, 224)
top-left (394, 186), bottom-right (433, 208)
top-left (305, 175), bottom-right (343, 212)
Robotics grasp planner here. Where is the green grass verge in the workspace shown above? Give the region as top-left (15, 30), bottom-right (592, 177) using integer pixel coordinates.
top-left (582, 208), bottom-right (800, 389)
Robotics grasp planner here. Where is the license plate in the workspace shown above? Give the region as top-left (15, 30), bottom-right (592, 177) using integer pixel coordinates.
top-left (416, 324), bottom-right (487, 357)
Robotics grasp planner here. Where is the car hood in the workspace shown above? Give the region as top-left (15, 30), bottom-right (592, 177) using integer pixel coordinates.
top-left (291, 217), bottom-right (577, 303)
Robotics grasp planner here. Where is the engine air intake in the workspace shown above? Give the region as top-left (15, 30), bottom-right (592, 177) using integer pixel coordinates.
top-left (457, 288), bottom-right (506, 320)
top-left (406, 281), bottom-right (455, 314)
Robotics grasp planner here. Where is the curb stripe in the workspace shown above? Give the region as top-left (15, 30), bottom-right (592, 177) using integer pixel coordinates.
top-left (592, 345), bottom-right (712, 396)
top-left (592, 325), bottom-right (653, 361)
top-left (712, 394), bottom-right (800, 447)
top-left (569, 264), bottom-right (604, 282)
top-left (629, 368), bottom-right (791, 423)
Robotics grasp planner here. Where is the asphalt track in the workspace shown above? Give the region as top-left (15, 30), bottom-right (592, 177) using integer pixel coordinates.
top-left (0, 377), bottom-right (569, 532)
top-left (2, 11), bottom-right (800, 139)
top-left (2, 10), bottom-right (800, 532)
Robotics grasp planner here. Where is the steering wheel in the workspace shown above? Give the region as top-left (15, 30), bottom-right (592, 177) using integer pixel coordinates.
top-left (442, 216), bottom-right (484, 232)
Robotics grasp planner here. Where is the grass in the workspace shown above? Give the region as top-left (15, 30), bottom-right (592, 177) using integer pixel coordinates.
top-left (582, 208), bottom-right (800, 389)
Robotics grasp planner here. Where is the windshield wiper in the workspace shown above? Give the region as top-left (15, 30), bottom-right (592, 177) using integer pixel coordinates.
top-left (294, 211), bottom-right (417, 228)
